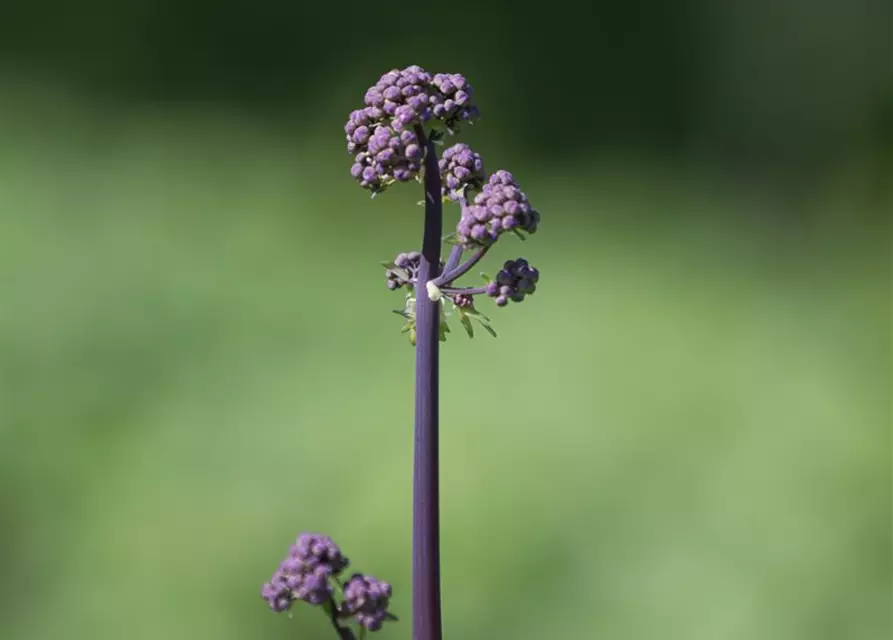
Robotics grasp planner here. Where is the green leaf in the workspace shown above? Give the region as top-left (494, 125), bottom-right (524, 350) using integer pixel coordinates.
top-left (459, 310), bottom-right (474, 338)
top-left (480, 272), bottom-right (491, 284)
top-left (463, 307), bottom-right (492, 324)
top-left (439, 308), bottom-right (451, 342)
top-left (479, 321), bottom-right (498, 338)
top-left (382, 262), bottom-right (411, 282)
top-left (461, 307), bottom-right (497, 338)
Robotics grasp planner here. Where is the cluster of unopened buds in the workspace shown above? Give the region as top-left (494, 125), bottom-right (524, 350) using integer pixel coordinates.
top-left (353, 65), bottom-right (542, 343)
top-left (262, 533), bottom-right (396, 637)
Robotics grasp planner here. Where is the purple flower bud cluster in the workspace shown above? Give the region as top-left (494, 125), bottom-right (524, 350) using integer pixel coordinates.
top-left (364, 65), bottom-right (434, 132)
top-left (347, 66), bottom-right (480, 194)
top-left (261, 533), bottom-right (349, 612)
top-left (386, 251), bottom-right (422, 290)
top-left (485, 258), bottom-right (540, 306)
top-left (451, 293), bottom-right (474, 308)
top-left (261, 532), bottom-right (397, 633)
top-left (430, 73), bottom-right (480, 131)
top-left (341, 574), bottom-right (394, 631)
top-left (348, 118), bottom-right (424, 192)
top-left (457, 170), bottom-right (540, 247)
top-left (439, 143), bottom-right (485, 201)
top-left (386, 251), bottom-right (445, 291)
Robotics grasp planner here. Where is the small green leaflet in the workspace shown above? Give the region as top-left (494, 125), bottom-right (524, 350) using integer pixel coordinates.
top-left (462, 306), bottom-right (498, 338)
top-left (382, 262), bottom-right (411, 282)
top-left (458, 308), bottom-right (474, 338)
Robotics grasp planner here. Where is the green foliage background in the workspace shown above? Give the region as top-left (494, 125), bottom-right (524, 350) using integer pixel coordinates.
top-left (0, 2), bottom-right (889, 638)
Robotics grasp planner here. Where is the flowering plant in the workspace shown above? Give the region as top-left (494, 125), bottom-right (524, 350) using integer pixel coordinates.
top-left (262, 65), bottom-right (541, 640)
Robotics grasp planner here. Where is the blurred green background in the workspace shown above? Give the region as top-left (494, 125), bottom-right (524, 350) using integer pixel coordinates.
top-left (0, 1), bottom-right (890, 639)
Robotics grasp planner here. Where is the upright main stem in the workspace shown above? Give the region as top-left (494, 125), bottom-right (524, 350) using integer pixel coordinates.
top-left (412, 125), bottom-right (443, 640)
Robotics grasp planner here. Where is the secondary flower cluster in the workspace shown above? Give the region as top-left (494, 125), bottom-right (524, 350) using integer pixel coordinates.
top-left (486, 258), bottom-right (540, 306)
top-left (385, 252), bottom-right (446, 291)
top-left (346, 66), bottom-right (479, 194)
top-left (439, 143), bottom-right (485, 201)
top-left (341, 574), bottom-right (393, 632)
top-left (457, 170), bottom-right (540, 247)
top-left (261, 533), bottom-right (394, 633)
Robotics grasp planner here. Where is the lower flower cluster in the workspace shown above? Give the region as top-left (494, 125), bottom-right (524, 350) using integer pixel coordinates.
top-left (486, 258), bottom-right (539, 306)
top-left (262, 533), bottom-right (394, 633)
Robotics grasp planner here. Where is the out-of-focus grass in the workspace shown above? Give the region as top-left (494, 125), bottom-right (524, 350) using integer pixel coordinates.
top-left (0, 86), bottom-right (888, 640)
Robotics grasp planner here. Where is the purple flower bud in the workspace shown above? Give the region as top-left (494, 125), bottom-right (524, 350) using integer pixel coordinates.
top-left (405, 144), bottom-right (422, 160)
top-left (471, 206), bottom-right (489, 222)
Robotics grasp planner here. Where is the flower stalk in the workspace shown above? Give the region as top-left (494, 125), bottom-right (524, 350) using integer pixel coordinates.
top-left (411, 124), bottom-right (444, 640)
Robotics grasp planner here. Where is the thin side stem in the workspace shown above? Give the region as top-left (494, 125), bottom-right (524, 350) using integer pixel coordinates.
top-left (433, 246), bottom-right (488, 287)
top-left (411, 124), bottom-right (443, 640)
top-left (443, 245), bottom-right (464, 274)
top-left (441, 286), bottom-right (487, 296)
top-left (327, 599), bottom-right (356, 640)
top-left (440, 195), bottom-right (467, 275)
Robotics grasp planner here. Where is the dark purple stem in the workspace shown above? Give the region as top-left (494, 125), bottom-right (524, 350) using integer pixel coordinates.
top-left (411, 124), bottom-right (443, 640)
top-left (433, 246), bottom-right (488, 287)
